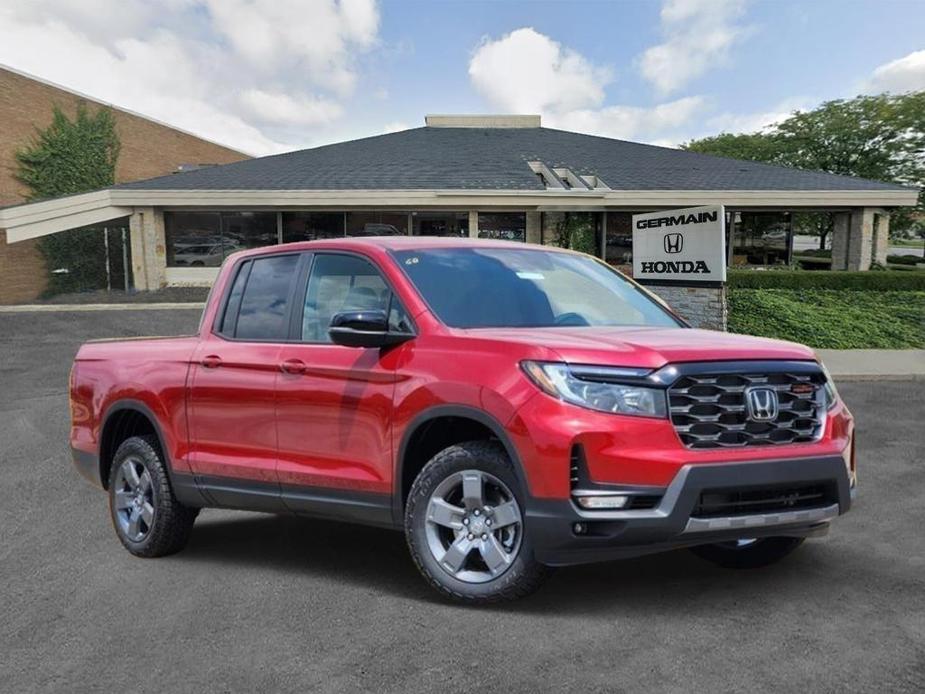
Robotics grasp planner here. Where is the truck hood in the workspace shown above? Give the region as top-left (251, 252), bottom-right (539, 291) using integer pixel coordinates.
top-left (462, 326), bottom-right (816, 369)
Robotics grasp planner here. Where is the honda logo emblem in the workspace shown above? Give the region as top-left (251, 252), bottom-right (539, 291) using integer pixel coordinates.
top-left (745, 387), bottom-right (779, 422)
top-left (663, 233), bottom-right (683, 254)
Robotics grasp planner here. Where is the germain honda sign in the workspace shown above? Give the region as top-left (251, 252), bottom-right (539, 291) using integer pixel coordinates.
top-left (632, 205), bottom-right (726, 283)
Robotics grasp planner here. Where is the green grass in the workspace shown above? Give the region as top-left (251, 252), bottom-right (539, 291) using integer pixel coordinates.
top-left (728, 289), bottom-right (925, 349)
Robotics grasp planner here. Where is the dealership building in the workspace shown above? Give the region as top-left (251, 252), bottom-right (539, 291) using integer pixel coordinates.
top-left (0, 114), bottom-right (917, 317)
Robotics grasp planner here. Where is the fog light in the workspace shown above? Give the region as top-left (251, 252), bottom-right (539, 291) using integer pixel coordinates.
top-left (575, 494), bottom-right (630, 510)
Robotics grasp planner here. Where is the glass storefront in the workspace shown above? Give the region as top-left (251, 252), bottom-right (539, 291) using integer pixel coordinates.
top-left (165, 211), bottom-right (276, 267)
top-left (347, 212), bottom-right (408, 236)
top-left (604, 212), bottom-right (634, 266)
top-left (540, 212), bottom-right (601, 255)
top-left (729, 211), bottom-right (793, 266)
top-left (164, 209), bottom-right (795, 270)
top-left (412, 211), bottom-right (468, 236)
top-left (282, 212), bottom-right (343, 242)
top-left (477, 212), bottom-right (525, 241)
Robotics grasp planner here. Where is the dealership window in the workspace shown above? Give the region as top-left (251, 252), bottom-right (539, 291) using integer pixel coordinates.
top-left (411, 211), bottom-right (468, 236)
top-left (347, 212), bottom-right (408, 237)
top-left (539, 212), bottom-right (601, 255)
top-left (165, 211), bottom-right (277, 267)
top-left (730, 212), bottom-right (793, 266)
top-left (478, 212), bottom-right (525, 241)
top-left (604, 212), bottom-right (637, 267)
top-left (282, 212), bottom-right (344, 242)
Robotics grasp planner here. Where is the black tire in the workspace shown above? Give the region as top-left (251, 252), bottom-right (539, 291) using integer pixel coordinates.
top-left (404, 440), bottom-right (551, 604)
top-left (689, 536), bottom-right (805, 569)
top-left (108, 435), bottom-right (198, 558)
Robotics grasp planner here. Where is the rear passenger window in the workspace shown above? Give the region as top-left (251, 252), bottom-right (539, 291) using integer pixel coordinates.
top-left (230, 255), bottom-right (299, 340)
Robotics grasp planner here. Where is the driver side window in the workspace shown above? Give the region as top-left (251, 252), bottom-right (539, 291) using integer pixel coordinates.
top-left (301, 254), bottom-right (411, 342)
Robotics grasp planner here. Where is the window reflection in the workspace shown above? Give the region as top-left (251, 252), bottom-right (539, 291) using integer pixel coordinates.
top-left (412, 211), bottom-right (468, 237)
top-left (731, 212), bottom-right (792, 266)
top-left (478, 212), bottom-right (525, 241)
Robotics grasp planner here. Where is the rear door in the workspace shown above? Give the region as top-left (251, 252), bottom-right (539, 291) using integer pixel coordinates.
top-left (275, 252), bottom-right (413, 521)
top-left (187, 252), bottom-right (305, 510)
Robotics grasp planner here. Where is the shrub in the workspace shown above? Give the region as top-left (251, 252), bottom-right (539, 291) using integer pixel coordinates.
top-left (728, 289), bottom-right (925, 349)
top-left (727, 269), bottom-right (925, 291)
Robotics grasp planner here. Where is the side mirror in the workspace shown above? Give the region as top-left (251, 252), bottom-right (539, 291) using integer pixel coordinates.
top-left (328, 310), bottom-right (414, 348)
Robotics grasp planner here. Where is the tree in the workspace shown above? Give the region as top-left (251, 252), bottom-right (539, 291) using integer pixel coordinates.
top-left (683, 92), bottom-right (925, 246)
top-left (15, 103), bottom-right (122, 294)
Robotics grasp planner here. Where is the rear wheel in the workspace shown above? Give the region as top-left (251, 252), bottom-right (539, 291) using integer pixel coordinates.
top-left (689, 536), bottom-right (805, 569)
top-left (405, 441), bottom-right (550, 603)
top-left (108, 435), bottom-right (197, 557)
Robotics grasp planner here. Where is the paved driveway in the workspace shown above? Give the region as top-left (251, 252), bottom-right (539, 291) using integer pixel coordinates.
top-left (1, 309), bottom-right (923, 693)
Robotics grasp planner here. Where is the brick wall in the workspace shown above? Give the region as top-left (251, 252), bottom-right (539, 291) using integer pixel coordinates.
top-left (0, 66), bottom-right (250, 303)
top-left (644, 284), bottom-right (727, 331)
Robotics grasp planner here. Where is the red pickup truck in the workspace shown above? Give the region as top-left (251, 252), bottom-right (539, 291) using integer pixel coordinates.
top-left (70, 238), bottom-right (855, 602)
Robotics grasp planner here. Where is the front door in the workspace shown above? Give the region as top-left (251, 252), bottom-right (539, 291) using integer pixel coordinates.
top-left (187, 252), bottom-right (303, 510)
top-left (275, 252), bottom-right (412, 519)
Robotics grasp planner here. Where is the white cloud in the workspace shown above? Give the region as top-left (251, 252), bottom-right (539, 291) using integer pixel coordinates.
top-left (864, 49), bottom-right (925, 94)
top-left (639, 0), bottom-right (749, 95)
top-left (546, 96), bottom-right (706, 142)
top-left (238, 90), bottom-right (343, 127)
top-left (468, 27), bottom-right (703, 146)
top-left (382, 121), bottom-right (411, 134)
top-left (469, 27), bottom-right (612, 113)
top-left (705, 97), bottom-right (810, 134)
top-left (0, 0), bottom-right (381, 155)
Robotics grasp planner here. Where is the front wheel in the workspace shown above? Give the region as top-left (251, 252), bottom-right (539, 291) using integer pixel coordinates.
top-left (404, 441), bottom-right (551, 603)
top-left (689, 536), bottom-right (805, 569)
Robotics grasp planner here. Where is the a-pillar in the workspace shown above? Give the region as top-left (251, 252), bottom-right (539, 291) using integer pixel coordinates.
top-left (129, 207), bottom-right (167, 291)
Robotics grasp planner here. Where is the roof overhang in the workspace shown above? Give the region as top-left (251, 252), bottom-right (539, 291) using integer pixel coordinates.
top-left (1, 187), bottom-right (918, 242)
top-left (0, 190), bottom-right (131, 242)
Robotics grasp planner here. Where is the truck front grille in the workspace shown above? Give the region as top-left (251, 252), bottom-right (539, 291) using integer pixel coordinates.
top-left (668, 367), bottom-right (828, 449)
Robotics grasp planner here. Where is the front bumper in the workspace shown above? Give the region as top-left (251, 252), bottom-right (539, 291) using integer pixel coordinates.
top-left (526, 454), bottom-right (853, 566)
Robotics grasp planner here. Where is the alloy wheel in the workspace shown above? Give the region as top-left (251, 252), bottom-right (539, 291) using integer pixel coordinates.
top-left (113, 456), bottom-right (156, 542)
top-left (423, 469), bottom-right (523, 584)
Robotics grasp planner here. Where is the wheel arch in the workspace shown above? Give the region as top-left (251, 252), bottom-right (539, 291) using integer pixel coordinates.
top-left (393, 405), bottom-right (529, 524)
top-left (98, 400), bottom-right (206, 506)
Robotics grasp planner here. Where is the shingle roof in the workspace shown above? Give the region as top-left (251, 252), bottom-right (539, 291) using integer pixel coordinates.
top-left (116, 126), bottom-right (910, 192)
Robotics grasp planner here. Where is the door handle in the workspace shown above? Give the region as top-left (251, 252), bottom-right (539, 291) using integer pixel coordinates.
top-left (201, 355), bottom-right (222, 369)
top-left (280, 358), bottom-right (307, 375)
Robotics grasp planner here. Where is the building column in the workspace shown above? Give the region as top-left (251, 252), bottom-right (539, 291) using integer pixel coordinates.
top-left (848, 208), bottom-right (877, 270)
top-left (129, 207), bottom-right (167, 291)
top-left (525, 211), bottom-right (541, 244)
top-left (873, 212), bottom-right (890, 266)
top-left (468, 211), bottom-right (479, 238)
top-left (830, 212), bottom-right (850, 270)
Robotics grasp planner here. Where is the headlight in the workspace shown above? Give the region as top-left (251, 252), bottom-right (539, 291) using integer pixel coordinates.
top-left (521, 361), bottom-right (667, 417)
top-left (819, 361), bottom-right (840, 410)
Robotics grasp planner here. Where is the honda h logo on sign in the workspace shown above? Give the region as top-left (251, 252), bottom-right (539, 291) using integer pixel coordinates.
top-left (663, 233), bottom-right (683, 254)
top-left (745, 387), bottom-right (779, 422)
top-left (632, 205), bottom-right (726, 283)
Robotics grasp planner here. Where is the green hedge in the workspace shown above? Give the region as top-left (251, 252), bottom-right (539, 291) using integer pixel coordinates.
top-left (728, 270), bottom-right (925, 291)
top-left (728, 289), bottom-right (925, 349)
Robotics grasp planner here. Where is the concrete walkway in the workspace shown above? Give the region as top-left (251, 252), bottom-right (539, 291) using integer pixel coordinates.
top-left (816, 349), bottom-right (925, 381)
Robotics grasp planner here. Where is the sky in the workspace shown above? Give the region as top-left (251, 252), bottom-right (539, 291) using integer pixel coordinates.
top-left (0, 0), bottom-right (923, 157)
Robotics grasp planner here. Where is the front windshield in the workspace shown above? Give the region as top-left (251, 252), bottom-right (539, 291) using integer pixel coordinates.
top-left (393, 247), bottom-right (682, 329)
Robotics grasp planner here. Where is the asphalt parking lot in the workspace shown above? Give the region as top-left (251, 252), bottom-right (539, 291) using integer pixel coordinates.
top-left (1, 308), bottom-right (923, 693)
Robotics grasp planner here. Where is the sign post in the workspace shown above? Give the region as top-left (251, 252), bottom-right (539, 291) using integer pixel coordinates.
top-left (632, 205), bottom-right (726, 284)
